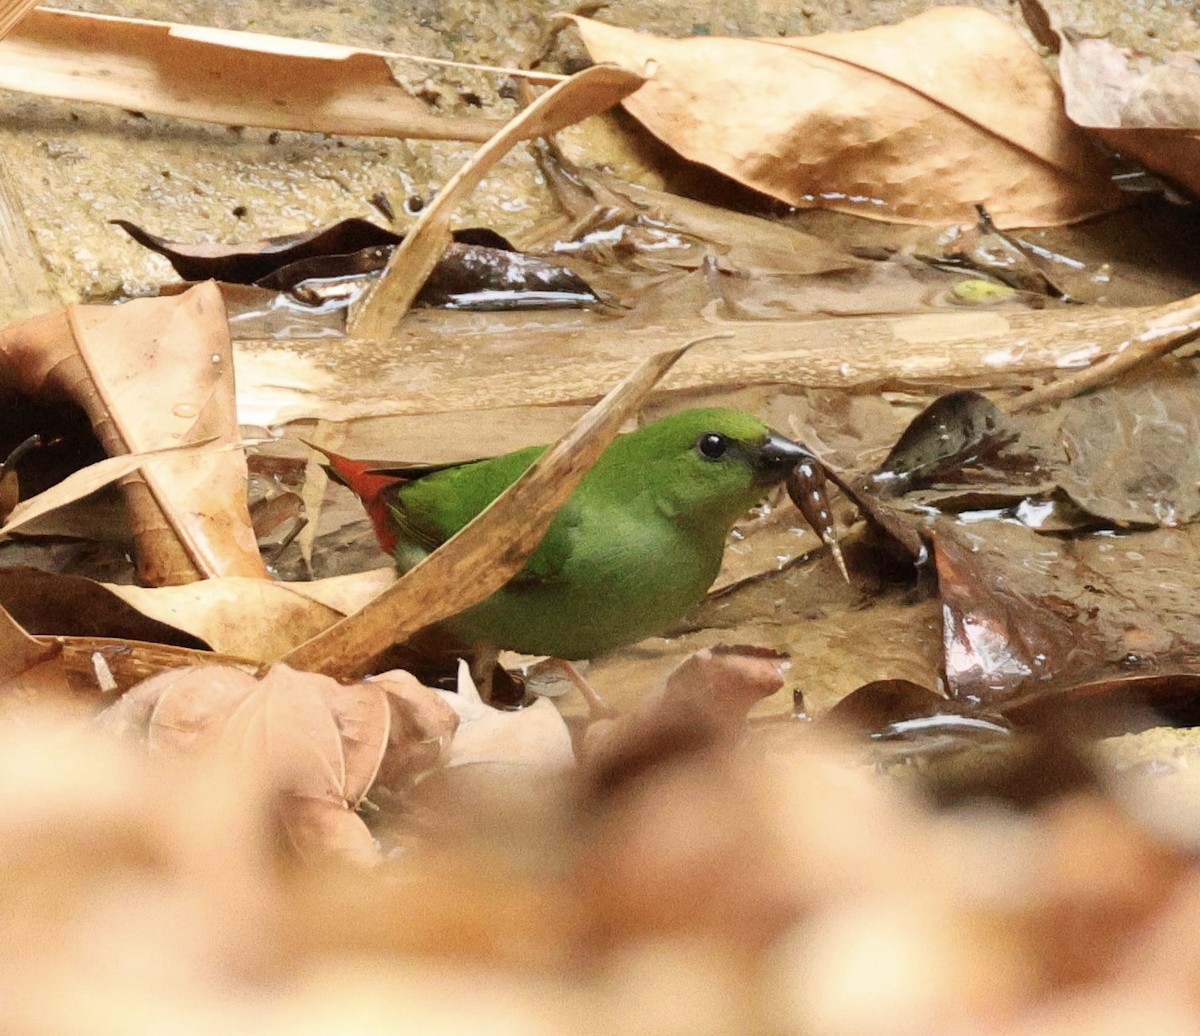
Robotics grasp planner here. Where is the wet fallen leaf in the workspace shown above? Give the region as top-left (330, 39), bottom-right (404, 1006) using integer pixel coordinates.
top-left (571, 8), bottom-right (1121, 228)
top-left (0, 8), bottom-right (512, 142)
top-left (932, 519), bottom-right (1200, 708)
top-left (822, 678), bottom-right (950, 735)
top-left (113, 217), bottom-right (403, 284)
top-left (117, 219), bottom-right (594, 311)
top-left (0, 283), bottom-right (264, 585)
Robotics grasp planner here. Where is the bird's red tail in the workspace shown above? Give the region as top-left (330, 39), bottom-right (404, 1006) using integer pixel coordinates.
top-left (303, 441), bottom-right (405, 554)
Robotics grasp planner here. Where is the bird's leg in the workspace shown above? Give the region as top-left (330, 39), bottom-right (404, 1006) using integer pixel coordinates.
top-left (558, 660), bottom-right (618, 721)
top-left (469, 642), bottom-right (500, 703)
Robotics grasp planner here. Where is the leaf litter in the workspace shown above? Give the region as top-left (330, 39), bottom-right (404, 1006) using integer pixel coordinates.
top-left (7, 1), bottom-right (1200, 1031)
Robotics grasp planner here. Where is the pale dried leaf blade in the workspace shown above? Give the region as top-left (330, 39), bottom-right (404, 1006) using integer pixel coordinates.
top-left (0, 8), bottom-right (501, 142)
top-left (0, 439), bottom-right (220, 538)
top-left (350, 63), bottom-right (644, 337)
top-left (0, 0), bottom-right (38, 41)
top-left (279, 338), bottom-right (698, 677)
top-left (435, 661), bottom-right (573, 770)
top-left (570, 11), bottom-right (1120, 227)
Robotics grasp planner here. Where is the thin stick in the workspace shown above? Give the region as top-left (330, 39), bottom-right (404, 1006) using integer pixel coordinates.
top-left (1008, 291), bottom-right (1200, 413)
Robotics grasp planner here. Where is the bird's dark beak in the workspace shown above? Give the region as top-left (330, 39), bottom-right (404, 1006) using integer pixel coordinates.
top-left (754, 431), bottom-right (814, 484)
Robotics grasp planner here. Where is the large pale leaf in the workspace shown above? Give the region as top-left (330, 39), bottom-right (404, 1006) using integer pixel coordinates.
top-left (572, 9), bottom-right (1122, 228)
top-left (1058, 35), bottom-right (1200, 196)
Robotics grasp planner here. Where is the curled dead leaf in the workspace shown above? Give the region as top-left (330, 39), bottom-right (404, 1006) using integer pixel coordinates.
top-left (0, 283), bottom-right (263, 585)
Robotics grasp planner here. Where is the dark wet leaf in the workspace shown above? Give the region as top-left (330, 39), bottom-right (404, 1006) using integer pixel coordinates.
top-left (257, 245), bottom-right (393, 293)
top-left (822, 678), bottom-right (948, 734)
top-left (876, 368), bottom-right (1200, 532)
top-left (930, 519), bottom-right (1200, 709)
top-left (0, 567), bottom-right (210, 649)
top-left (1004, 673), bottom-right (1200, 733)
top-left (113, 217), bottom-right (402, 283)
top-left (932, 528), bottom-right (1103, 705)
top-left (415, 243), bottom-right (598, 310)
top-left (118, 217), bottom-right (596, 312)
top-left (874, 390), bottom-right (1017, 490)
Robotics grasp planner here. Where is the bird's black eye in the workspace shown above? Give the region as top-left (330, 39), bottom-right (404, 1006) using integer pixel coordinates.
top-left (697, 432), bottom-right (729, 460)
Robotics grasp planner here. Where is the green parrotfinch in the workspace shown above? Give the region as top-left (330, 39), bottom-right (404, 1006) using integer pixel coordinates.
top-left (320, 408), bottom-right (817, 660)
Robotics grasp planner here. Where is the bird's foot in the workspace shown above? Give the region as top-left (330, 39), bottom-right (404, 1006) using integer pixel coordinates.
top-left (557, 660), bottom-right (617, 721)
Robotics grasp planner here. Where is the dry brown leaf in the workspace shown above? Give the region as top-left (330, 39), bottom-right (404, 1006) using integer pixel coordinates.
top-left (350, 63), bottom-right (645, 338)
top-left (0, 282), bottom-right (264, 585)
top-left (1057, 36), bottom-right (1200, 196)
top-left (280, 339), bottom-right (693, 678)
top-left (0, 8), bottom-right (513, 142)
top-left (100, 662), bottom-right (457, 863)
top-left (106, 570), bottom-right (395, 661)
top-left (571, 9), bottom-right (1121, 228)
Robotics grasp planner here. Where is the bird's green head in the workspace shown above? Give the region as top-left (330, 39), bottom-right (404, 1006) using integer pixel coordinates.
top-left (600, 407), bottom-right (813, 531)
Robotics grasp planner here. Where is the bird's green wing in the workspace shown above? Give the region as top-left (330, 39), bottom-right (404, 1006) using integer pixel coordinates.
top-left (388, 443), bottom-right (581, 583)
